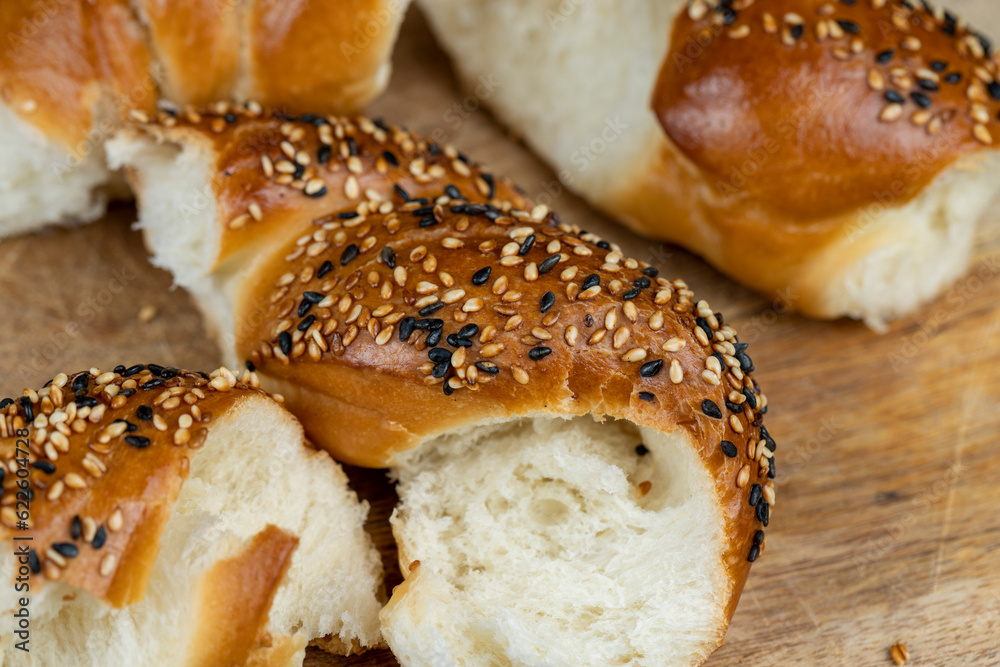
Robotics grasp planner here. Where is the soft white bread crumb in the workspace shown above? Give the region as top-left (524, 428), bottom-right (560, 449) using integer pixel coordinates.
top-left (0, 393), bottom-right (384, 666)
top-left (418, 0), bottom-right (1000, 328)
top-left (0, 103), bottom-right (113, 238)
top-left (383, 416), bottom-right (729, 667)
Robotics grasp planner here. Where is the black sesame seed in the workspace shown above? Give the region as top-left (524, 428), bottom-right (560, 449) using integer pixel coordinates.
top-left (426, 328), bottom-right (443, 346)
top-left (930, 60), bottom-right (948, 72)
top-left (136, 405), bottom-right (153, 421)
top-left (622, 288), bottom-right (641, 301)
top-left (538, 254), bottom-right (560, 274)
top-left (944, 72), bottom-right (962, 84)
top-left (471, 267), bottom-right (491, 286)
top-left (639, 360), bottom-right (663, 377)
top-left (529, 346), bottom-right (552, 361)
top-left (736, 351), bottom-right (754, 373)
top-left (123, 364), bottom-right (144, 377)
top-left (0, 398), bottom-right (11, 410)
top-left (540, 291), bottom-right (556, 314)
top-left (638, 392), bottom-right (656, 402)
top-left (382, 150), bottom-right (399, 167)
top-left (753, 530), bottom-right (765, 545)
top-left (481, 173), bottom-right (495, 198)
top-left (748, 484), bottom-right (762, 506)
top-left (147, 364), bottom-right (165, 376)
top-left (75, 395), bottom-right (99, 407)
top-left (790, 24), bottom-right (803, 39)
top-left (119, 388), bottom-right (136, 397)
top-left (292, 162), bottom-right (304, 180)
top-left (635, 444), bottom-right (649, 456)
top-left (317, 144), bottom-right (331, 165)
top-left (836, 19), bottom-right (859, 33)
top-left (474, 361), bottom-right (500, 375)
top-left (298, 315), bottom-right (316, 332)
top-left (519, 235), bottom-right (536, 256)
top-left (747, 544), bottom-right (760, 563)
top-left (989, 81), bottom-right (1000, 101)
top-left (743, 388), bottom-right (757, 409)
top-left (340, 243), bottom-right (359, 266)
top-left (584, 314), bottom-right (594, 327)
top-left (418, 216), bottom-right (437, 228)
top-left (92, 525), bottom-right (107, 549)
top-left (701, 400), bottom-right (722, 419)
top-left (768, 457), bottom-right (776, 479)
top-left (161, 367), bottom-right (178, 379)
top-left (463, 203), bottom-right (487, 215)
top-left (393, 184), bottom-right (410, 201)
top-left (428, 347), bottom-right (452, 363)
top-left (431, 362), bottom-right (449, 378)
top-left (28, 550), bottom-right (40, 574)
top-left (582, 274), bottom-right (600, 290)
top-left (346, 136), bottom-right (357, 157)
top-left (720, 440), bottom-right (738, 457)
top-left (445, 184), bottom-right (463, 199)
top-left (114, 419), bottom-right (138, 433)
top-left (876, 49), bottom-right (894, 63)
top-left (399, 317), bottom-right (416, 342)
top-left (113, 365), bottom-right (125, 375)
top-left (884, 90), bottom-right (905, 104)
top-left (696, 318), bottom-right (713, 340)
top-left (53, 542), bottom-right (79, 558)
top-left (245, 360), bottom-right (255, 372)
top-left (756, 501), bottom-right (769, 526)
top-left (317, 261), bottom-right (333, 279)
top-left (761, 426), bottom-right (776, 451)
top-left (71, 515), bottom-right (82, 539)
top-left (917, 78), bottom-right (939, 92)
top-left (72, 374), bottom-right (90, 392)
top-left (413, 318), bottom-right (444, 330)
top-left (411, 206), bottom-right (435, 216)
top-left (126, 435), bottom-right (151, 449)
top-left (633, 276), bottom-right (651, 289)
top-left (726, 401), bottom-right (743, 414)
top-left (910, 92), bottom-right (932, 109)
top-left (303, 291), bottom-right (324, 304)
top-left (338, 211), bottom-right (359, 219)
top-left (596, 240), bottom-right (611, 250)
top-left (298, 298), bottom-right (313, 318)
top-left (278, 331), bottom-right (292, 355)
top-left (419, 302), bottom-right (446, 317)
top-left (446, 334), bottom-right (473, 348)
top-left (31, 461), bottom-right (56, 474)
top-left (443, 381), bottom-right (454, 396)
top-left (19, 397), bottom-right (33, 422)
top-left (305, 185), bottom-right (328, 198)
top-left (458, 324), bottom-right (479, 339)
top-left (642, 267), bottom-right (659, 278)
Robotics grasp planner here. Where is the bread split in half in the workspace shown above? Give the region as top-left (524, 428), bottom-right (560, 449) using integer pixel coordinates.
top-left (110, 108), bottom-right (778, 666)
top-left (417, 0), bottom-right (1000, 329)
top-left (0, 365), bottom-right (384, 666)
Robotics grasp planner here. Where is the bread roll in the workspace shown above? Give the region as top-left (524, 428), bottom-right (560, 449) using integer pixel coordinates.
top-left (0, 0), bottom-right (410, 238)
top-left (111, 108), bottom-right (778, 666)
top-left (0, 364), bottom-right (384, 665)
top-left (417, 0), bottom-right (1000, 329)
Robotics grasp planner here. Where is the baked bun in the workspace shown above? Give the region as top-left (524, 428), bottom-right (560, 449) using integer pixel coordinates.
top-left (110, 108), bottom-right (777, 665)
top-left (417, 0), bottom-right (1000, 329)
top-left (0, 364), bottom-right (384, 665)
top-left (0, 0), bottom-right (410, 238)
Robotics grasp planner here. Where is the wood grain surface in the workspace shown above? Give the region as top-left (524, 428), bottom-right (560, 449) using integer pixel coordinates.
top-left (2, 6), bottom-right (1000, 667)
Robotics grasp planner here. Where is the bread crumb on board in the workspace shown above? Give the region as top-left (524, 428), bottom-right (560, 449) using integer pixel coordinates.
top-left (890, 642), bottom-right (909, 665)
top-left (138, 304), bottom-right (158, 324)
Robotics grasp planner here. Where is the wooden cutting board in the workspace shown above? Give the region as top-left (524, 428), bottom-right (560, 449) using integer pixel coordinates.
top-left (2, 7), bottom-right (1000, 667)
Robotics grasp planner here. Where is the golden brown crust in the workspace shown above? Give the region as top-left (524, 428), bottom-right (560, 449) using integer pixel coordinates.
top-left (0, 0), bottom-right (155, 149)
top-left (655, 0), bottom-right (1000, 222)
top-left (137, 0), bottom-right (241, 106)
top-left (131, 109), bottom-right (778, 597)
top-left (189, 524), bottom-right (300, 667)
top-left (0, 364), bottom-right (268, 607)
top-left (244, 0), bottom-right (402, 113)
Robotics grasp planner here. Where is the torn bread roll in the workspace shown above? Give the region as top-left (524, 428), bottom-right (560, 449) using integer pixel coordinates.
top-left (0, 364), bottom-right (384, 665)
top-left (111, 109), bottom-right (778, 665)
top-left (0, 0), bottom-right (410, 238)
top-left (417, 0), bottom-right (1000, 329)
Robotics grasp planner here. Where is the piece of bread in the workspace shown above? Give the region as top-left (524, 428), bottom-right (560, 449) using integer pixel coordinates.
top-left (110, 108), bottom-right (777, 665)
top-left (416, 0), bottom-right (1000, 329)
top-left (0, 364), bottom-right (384, 665)
top-left (0, 0), bottom-right (410, 239)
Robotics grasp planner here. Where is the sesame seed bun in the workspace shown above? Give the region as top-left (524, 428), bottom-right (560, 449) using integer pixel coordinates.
top-left (0, 365), bottom-right (384, 665)
top-left (417, 0), bottom-right (1000, 328)
top-left (111, 108), bottom-right (778, 665)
